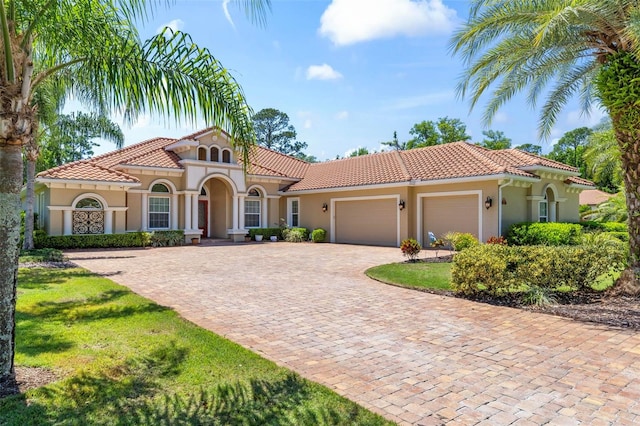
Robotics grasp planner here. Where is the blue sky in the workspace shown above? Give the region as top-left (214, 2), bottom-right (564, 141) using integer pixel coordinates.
top-left (89, 0), bottom-right (606, 160)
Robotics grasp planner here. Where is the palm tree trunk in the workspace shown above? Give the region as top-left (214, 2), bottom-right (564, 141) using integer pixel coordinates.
top-left (612, 123), bottom-right (640, 295)
top-left (23, 141), bottom-right (38, 251)
top-left (0, 142), bottom-right (23, 389)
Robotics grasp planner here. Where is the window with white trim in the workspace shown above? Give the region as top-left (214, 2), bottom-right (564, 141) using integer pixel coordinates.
top-left (539, 195), bottom-right (548, 223)
top-left (222, 149), bottom-right (231, 163)
top-left (149, 183), bottom-right (170, 229)
top-left (245, 188), bottom-right (261, 228)
top-left (288, 198), bottom-right (299, 227)
top-left (210, 147), bottom-right (219, 162)
top-left (198, 146), bottom-right (207, 161)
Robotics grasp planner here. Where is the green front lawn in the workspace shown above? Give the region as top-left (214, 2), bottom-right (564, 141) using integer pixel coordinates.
top-left (366, 262), bottom-right (452, 291)
top-left (0, 267), bottom-right (391, 425)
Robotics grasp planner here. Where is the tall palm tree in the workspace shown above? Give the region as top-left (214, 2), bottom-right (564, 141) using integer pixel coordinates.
top-left (0, 0), bottom-right (270, 389)
top-left (450, 1), bottom-right (640, 294)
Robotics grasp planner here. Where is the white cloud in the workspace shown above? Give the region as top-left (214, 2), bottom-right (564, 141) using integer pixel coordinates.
top-left (222, 0), bottom-right (235, 29)
top-left (132, 115), bottom-right (151, 129)
top-left (156, 19), bottom-right (184, 34)
top-left (319, 0), bottom-right (457, 46)
top-left (335, 110), bottom-right (349, 120)
top-left (306, 64), bottom-right (343, 80)
top-left (387, 90), bottom-right (454, 110)
top-left (566, 107), bottom-right (607, 128)
top-left (304, 119), bottom-right (312, 129)
top-left (493, 111), bottom-right (509, 124)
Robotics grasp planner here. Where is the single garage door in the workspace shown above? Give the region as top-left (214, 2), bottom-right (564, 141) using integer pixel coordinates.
top-left (335, 198), bottom-right (398, 246)
top-left (423, 195), bottom-right (479, 242)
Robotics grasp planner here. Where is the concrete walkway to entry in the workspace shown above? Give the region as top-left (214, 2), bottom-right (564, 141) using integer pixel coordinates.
top-left (68, 242), bottom-right (640, 425)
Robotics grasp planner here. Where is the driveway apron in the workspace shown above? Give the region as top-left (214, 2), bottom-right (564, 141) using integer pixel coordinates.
top-left (68, 243), bottom-right (640, 425)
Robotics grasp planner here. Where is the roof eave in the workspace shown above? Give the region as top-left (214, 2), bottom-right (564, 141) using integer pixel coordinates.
top-left (36, 177), bottom-right (141, 187)
top-left (519, 165), bottom-right (579, 176)
top-left (115, 165), bottom-right (184, 173)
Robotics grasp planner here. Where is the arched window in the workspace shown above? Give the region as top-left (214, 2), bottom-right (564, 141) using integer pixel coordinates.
top-left (149, 183), bottom-right (170, 229)
top-left (222, 149), bottom-right (231, 163)
top-left (73, 197), bottom-right (104, 234)
top-left (210, 147), bottom-right (219, 162)
top-left (244, 188), bottom-right (261, 228)
top-left (198, 146), bottom-right (207, 161)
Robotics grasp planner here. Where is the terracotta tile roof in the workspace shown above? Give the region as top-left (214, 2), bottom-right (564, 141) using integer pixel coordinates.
top-left (483, 148), bottom-right (579, 173)
top-left (399, 142), bottom-right (533, 181)
top-left (246, 146), bottom-right (310, 179)
top-left (566, 176), bottom-right (596, 188)
top-left (37, 160), bottom-right (139, 183)
top-left (92, 137), bottom-right (180, 169)
top-left (579, 189), bottom-right (613, 205)
top-left (287, 150), bottom-right (412, 191)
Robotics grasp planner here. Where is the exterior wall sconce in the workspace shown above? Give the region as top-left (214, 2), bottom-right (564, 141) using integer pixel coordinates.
top-left (322, 203), bottom-right (328, 212)
top-left (398, 200), bottom-right (405, 210)
top-left (485, 196), bottom-right (493, 210)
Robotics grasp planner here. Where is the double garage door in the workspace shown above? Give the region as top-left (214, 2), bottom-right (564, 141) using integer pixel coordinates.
top-left (422, 194), bottom-right (479, 242)
top-left (334, 198), bottom-right (398, 247)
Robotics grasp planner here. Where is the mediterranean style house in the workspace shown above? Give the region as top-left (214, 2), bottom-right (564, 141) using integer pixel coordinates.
top-left (32, 127), bottom-right (594, 247)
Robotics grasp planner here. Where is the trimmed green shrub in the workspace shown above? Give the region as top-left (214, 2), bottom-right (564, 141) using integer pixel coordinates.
top-left (311, 228), bottom-right (326, 243)
top-left (443, 232), bottom-right (479, 251)
top-left (506, 222), bottom-right (583, 246)
top-left (400, 238), bottom-right (422, 262)
top-left (248, 228), bottom-right (282, 240)
top-left (35, 232), bottom-right (152, 249)
top-left (580, 221), bottom-right (627, 232)
top-left (150, 230), bottom-right (184, 247)
top-left (451, 244), bottom-right (626, 295)
top-left (20, 248), bottom-right (65, 263)
top-left (283, 227), bottom-right (309, 242)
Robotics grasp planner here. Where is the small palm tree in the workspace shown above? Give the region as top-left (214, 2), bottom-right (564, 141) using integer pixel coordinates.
top-left (583, 129), bottom-right (623, 192)
top-left (0, 0), bottom-right (270, 388)
top-left (451, 1), bottom-right (640, 293)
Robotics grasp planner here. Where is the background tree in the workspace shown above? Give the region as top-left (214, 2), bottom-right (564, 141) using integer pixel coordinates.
top-left (583, 129), bottom-right (622, 193)
top-left (252, 108), bottom-right (308, 156)
top-left (451, 1), bottom-right (640, 293)
top-left (349, 147), bottom-right (371, 157)
top-left (479, 129), bottom-right (511, 150)
top-left (38, 113), bottom-right (123, 171)
top-left (407, 117), bottom-right (470, 148)
top-left (547, 127), bottom-right (592, 176)
top-left (381, 131), bottom-right (407, 151)
top-left (515, 143), bottom-right (542, 155)
top-left (294, 153), bottom-right (318, 163)
top-left (0, 0), bottom-right (271, 390)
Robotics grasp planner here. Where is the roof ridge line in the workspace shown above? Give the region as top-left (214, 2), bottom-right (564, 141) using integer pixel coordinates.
top-left (458, 142), bottom-right (508, 173)
top-left (393, 150), bottom-right (412, 180)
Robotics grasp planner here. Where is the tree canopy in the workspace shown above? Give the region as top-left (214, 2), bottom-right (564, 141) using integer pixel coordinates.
top-left (479, 130), bottom-right (511, 150)
top-left (252, 108), bottom-right (308, 156)
top-left (407, 117), bottom-right (470, 149)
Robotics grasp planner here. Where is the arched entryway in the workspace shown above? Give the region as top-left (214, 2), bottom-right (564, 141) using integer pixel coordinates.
top-left (197, 175), bottom-right (236, 238)
top-left (540, 184), bottom-right (558, 222)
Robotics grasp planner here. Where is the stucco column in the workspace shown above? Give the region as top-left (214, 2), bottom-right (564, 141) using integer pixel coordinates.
top-left (63, 210), bottom-right (72, 236)
top-left (171, 194), bottom-right (178, 230)
top-left (232, 195), bottom-right (239, 230)
top-left (184, 193), bottom-right (192, 230)
top-left (141, 192), bottom-right (148, 231)
top-left (191, 193), bottom-right (199, 232)
top-left (238, 195), bottom-right (246, 230)
top-left (104, 210), bottom-right (113, 234)
top-left (549, 202), bottom-right (557, 222)
top-left (262, 198), bottom-right (268, 228)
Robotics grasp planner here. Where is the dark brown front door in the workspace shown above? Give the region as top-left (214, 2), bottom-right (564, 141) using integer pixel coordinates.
top-left (198, 200), bottom-right (208, 238)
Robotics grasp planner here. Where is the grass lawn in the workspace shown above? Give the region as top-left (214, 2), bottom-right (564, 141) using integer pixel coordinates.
top-left (0, 267), bottom-right (391, 425)
top-left (366, 262), bottom-right (452, 291)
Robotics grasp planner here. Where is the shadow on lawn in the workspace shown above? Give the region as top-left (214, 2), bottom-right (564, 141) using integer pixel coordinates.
top-left (18, 268), bottom-right (96, 289)
top-left (3, 346), bottom-right (349, 425)
top-left (24, 289), bottom-right (168, 323)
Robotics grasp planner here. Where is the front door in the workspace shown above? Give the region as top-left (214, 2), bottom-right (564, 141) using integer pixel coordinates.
top-left (198, 200), bottom-right (208, 238)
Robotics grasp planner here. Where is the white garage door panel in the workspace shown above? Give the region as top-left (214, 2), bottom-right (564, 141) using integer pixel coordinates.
top-left (335, 199), bottom-right (397, 246)
top-left (423, 195), bottom-right (479, 242)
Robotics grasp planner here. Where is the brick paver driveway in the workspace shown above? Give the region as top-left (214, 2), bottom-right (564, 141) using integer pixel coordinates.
top-left (68, 242), bottom-right (640, 425)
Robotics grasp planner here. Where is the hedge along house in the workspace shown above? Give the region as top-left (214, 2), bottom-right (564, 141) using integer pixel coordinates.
top-left (32, 127), bottom-right (594, 247)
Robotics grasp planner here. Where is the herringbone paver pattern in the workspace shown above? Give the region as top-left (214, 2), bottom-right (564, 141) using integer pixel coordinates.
top-left (69, 242), bottom-right (640, 425)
